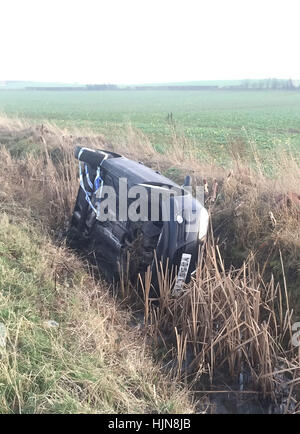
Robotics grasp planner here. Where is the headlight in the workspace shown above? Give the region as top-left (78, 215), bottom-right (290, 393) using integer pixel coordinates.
top-left (198, 206), bottom-right (209, 240)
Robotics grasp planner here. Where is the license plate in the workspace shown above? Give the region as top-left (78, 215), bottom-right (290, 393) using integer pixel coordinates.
top-left (172, 253), bottom-right (192, 296)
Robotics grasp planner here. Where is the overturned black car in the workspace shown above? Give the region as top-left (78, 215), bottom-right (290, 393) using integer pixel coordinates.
top-left (68, 146), bottom-right (209, 295)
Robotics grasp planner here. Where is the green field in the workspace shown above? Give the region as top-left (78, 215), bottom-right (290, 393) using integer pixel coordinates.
top-left (1, 90), bottom-right (300, 162)
top-left (0, 89), bottom-right (299, 413)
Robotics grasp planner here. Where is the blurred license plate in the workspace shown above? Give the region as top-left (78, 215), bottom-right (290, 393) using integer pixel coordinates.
top-left (172, 253), bottom-right (191, 296)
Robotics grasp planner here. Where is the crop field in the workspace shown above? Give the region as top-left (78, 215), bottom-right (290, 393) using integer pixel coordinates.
top-left (1, 90), bottom-right (300, 163)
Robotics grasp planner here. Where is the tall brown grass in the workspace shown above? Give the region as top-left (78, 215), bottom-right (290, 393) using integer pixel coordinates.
top-left (139, 238), bottom-right (300, 411)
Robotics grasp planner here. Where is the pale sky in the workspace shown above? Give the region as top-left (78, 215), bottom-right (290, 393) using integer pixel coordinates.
top-left (1, 0), bottom-right (299, 84)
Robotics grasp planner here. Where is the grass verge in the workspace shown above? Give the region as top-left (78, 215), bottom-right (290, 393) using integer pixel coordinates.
top-left (0, 213), bottom-right (193, 414)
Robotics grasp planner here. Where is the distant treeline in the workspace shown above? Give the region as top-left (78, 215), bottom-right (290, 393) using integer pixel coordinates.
top-left (24, 79), bottom-right (300, 91)
top-left (240, 78), bottom-right (298, 89)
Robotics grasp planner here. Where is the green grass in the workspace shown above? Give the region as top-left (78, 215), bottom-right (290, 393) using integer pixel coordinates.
top-left (0, 213), bottom-right (193, 414)
top-left (1, 90), bottom-right (300, 164)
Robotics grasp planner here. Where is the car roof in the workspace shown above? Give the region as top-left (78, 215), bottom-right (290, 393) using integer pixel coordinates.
top-left (102, 155), bottom-right (180, 189)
